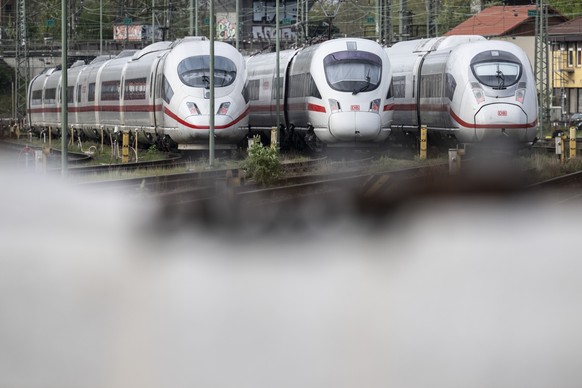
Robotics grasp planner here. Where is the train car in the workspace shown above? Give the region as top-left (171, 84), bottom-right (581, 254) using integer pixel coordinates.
top-left (385, 35), bottom-right (538, 146)
top-left (246, 38), bottom-right (393, 149)
top-left (27, 37), bottom-right (250, 150)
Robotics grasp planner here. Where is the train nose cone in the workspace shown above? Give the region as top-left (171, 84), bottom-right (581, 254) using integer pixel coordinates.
top-left (471, 104), bottom-right (533, 142)
top-left (327, 112), bottom-right (381, 142)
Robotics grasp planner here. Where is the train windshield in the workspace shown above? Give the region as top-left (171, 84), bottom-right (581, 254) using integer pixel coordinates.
top-left (323, 51), bottom-right (382, 94)
top-left (178, 56), bottom-right (237, 88)
top-left (470, 50), bottom-right (522, 89)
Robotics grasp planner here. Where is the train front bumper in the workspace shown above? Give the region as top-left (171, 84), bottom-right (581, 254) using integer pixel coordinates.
top-left (318, 111), bottom-right (388, 143)
top-left (166, 114), bottom-right (249, 145)
top-left (458, 103), bottom-right (536, 143)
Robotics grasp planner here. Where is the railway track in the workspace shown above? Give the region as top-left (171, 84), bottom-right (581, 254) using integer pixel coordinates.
top-left (75, 157), bottom-right (332, 193)
top-left (527, 170), bottom-right (582, 190)
top-left (0, 140), bottom-right (92, 164)
top-left (146, 162), bottom-right (453, 230)
top-left (66, 153), bottom-right (184, 174)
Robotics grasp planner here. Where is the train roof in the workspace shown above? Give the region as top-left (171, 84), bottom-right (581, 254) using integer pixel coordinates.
top-left (389, 35), bottom-right (487, 54)
top-left (131, 41), bottom-right (173, 60)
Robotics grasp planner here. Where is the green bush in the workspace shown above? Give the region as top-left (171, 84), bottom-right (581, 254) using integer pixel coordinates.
top-left (243, 137), bottom-right (282, 186)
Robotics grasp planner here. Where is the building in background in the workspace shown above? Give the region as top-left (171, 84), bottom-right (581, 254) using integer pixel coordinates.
top-left (113, 23), bottom-right (163, 42)
top-left (445, 5), bottom-right (567, 67)
top-left (549, 16), bottom-right (582, 118)
top-left (0, 0), bottom-right (15, 41)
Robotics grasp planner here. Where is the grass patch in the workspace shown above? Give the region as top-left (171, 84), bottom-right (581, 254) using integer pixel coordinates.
top-left (521, 152), bottom-right (582, 182)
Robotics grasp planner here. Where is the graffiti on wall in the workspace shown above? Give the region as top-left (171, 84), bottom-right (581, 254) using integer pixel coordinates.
top-left (216, 13), bottom-right (237, 41)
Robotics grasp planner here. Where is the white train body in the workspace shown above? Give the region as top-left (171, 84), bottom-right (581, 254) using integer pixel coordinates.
top-left (27, 37), bottom-right (250, 149)
top-left (386, 35), bottom-right (538, 145)
top-left (246, 38), bottom-right (393, 147)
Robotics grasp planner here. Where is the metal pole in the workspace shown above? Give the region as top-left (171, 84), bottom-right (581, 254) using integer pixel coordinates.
top-left (305, 0), bottom-right (308, 41)
top-left (195, 0), bottom-right (198, 35)
top-left (209, 0), bottom-right (215, 166)
top-left (399, 0), bottom-right (407, 40)
top-left (11, 82), bottom-right (15, 119)
top-left (152, 0), bottom-right (155, 43)
top-left (100, 0), bottom-right (103, 54)
top-left (376, 0), bottom-right (382, 44)
top-left (189, 0), bottom-right (194, 35)
top-left (275, 0), bottom-right (280, 145)
top-left (235, 0), bottom-right (239, 49)
top-left (61, 0), bottom-right (68, 176)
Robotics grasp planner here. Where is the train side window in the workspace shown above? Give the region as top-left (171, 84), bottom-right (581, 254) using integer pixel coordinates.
top-left (392, 76), bottom-right (406, 98)
top-left (288, 73), bottom-right (320, 99)
top-left (44, 88), bottom-right (56, 104)
top-left (31, 90), bottom-right (42, 106)
top-left (162, 75), bottom-right (174, 104)
top-left (77, 84), bottom-right (82, 103)
top-left (124, 78), bottom-right (147, 100)
top-left (149, 74), bottom-right (154, 99)
top-left (88, 83), bottom-right (96, 102)
top-left (242, 81), bottom-right (250, 104)
top-left (67, 86), bottom-right (75, 104)
top-left (248, 79), bottom-right (260, 101)
top-left (288, 74), bottom-right (305, 98)
top-left (445, 73), bottom-right (456, 101)
top-left (420, 74), bottom-right (442, 98)
top-left (271, 78), bottom-right (284, 101)
top-left (101, 81), bottom-right (120, 101)
top-left (386, 79), bottom-right (393, 99)
top-left (307, 74), bottom-right (321, 99)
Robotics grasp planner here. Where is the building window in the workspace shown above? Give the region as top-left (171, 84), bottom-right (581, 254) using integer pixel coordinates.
top-left (577, 48), bottom-right (581, 67)
top-left (568, 48), bottom-right (574, 67)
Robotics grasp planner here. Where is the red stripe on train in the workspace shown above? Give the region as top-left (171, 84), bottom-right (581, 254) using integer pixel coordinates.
top-left (163, 106), bottom-right (250, 130)
top-left (450, 110), bottom-right (537, 129)
top-left (28, 104), bottom-right (163, 113)
top-left (307, 103), bottom-right (326, 113)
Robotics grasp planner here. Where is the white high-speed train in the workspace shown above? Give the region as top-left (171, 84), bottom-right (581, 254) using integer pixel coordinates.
top-left (385, 35), bottom-right (538, 146)
top-left (27, 37), bottom-right (250, 150)
top-left (246, 38), bottom-right (393, 149)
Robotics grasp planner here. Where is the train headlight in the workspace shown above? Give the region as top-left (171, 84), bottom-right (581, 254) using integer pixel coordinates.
top-left (472, 88), bottom-right (485, 104)
top-left (186, 102), bottom-right (201, 115)
top-left (516, 88), bottom-right (525, 104)
top-left (217, 102), bottom-right (230, 115)
top-left (369, 99), bottom-right (380, 112)
top-left (329, 99), bottom-right (341, 113)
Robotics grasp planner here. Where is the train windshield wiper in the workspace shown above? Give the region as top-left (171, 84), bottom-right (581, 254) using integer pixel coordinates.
top-left (202, 75), bottom-right (210, 89)
top-left (353, 75), bottom-right (371, 95)
top-left (496, 69), bottom-right (505, 89)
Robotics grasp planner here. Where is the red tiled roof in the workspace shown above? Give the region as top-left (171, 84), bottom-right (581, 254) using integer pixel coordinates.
top-left (445, 5), bottom-right (537, 37)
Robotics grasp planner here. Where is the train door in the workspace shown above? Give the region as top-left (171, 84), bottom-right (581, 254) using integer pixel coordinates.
top-left (411, 54), bottom-right (427, 129)
top-left (271, 50), bottom-right (297, 132)
top-left (418, 51), bottom-right (448, 129)
top-left (152, 53), bottom-right (168, 133)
